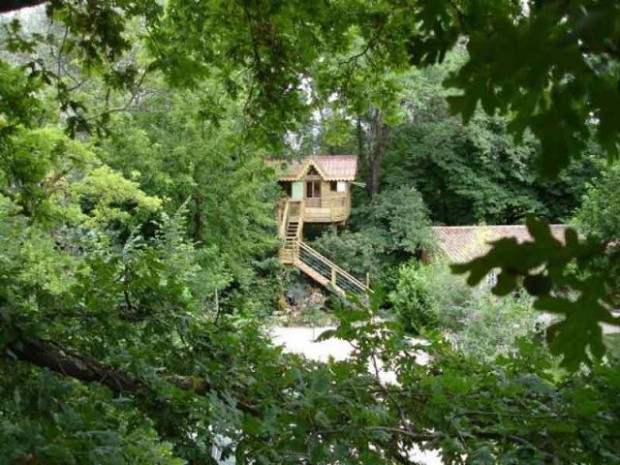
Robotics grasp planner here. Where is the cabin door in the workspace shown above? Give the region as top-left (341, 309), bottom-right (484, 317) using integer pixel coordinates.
top-left (305, 180), bottom-right (321, 207)
top-left (291, 181), bottom-right (304, 200)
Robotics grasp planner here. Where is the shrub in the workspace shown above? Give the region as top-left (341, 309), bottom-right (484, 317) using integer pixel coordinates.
top-left (390, 261), bottom-right (472, 333)
top-left (309, 230), bottom-right (381, 280)
top-left (391, 261), bottom-right (541, 360)
top-left (353, 186), bottom-right (436, 255)
top-left (309, 186), bottom-right (436, 296)
top-left (450, 294), bottom-right (539, 360)
top-left (573, 163), bottom-right (620, 242)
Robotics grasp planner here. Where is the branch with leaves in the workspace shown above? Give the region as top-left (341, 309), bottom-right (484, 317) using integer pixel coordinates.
top-left (453, 216), bottom-right (620, 368)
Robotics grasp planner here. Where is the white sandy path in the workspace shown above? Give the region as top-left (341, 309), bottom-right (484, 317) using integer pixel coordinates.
top-left (271, 326), bottom-right (353, 361)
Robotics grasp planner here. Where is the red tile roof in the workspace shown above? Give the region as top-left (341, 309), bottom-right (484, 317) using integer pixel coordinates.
top-left (271, 155), bottom-right (358, 181)
top-left (432, 225), bottom-right (569, 263)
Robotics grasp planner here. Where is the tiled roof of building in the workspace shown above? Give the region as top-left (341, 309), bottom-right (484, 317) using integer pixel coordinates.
top-left (271, 155), bottom-right (358, 181)
top-left (432, 225), bottom-right (569, 263)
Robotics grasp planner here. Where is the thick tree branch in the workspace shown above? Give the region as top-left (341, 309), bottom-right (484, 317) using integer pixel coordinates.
top-left (0, 0), bottom-right (47, 14)
top-left (10, 338), bottom-right (141, 392)
top-left (7, 337), bottom-right (259, 415)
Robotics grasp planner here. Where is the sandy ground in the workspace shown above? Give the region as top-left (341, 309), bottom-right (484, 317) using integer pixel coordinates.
top-left (270, 326), bottom-right (442, 465)
top-left (270, 326), bottom-right (431, 363)
top-left (271, 326), bottom-right (354, 361)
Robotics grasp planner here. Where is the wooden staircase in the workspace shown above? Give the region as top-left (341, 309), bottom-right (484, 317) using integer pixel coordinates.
top-left (278, 200), bottom-right (370, 298)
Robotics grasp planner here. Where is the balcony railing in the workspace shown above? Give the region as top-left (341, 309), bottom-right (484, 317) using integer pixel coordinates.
top-left (304, 197), bottom-right (347, 209)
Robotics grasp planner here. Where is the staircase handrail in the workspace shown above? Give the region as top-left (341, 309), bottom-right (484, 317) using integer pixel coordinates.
top-left (296, 241), bottom-right (369, 294)
top-left (278, 200), bottom-right (290, 239)
top-left (292, 199), bottom-right (305, 241)
top-left (297, 219), bottom-right (304, 242)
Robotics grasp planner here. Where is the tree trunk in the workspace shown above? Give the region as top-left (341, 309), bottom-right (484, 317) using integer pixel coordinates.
top-left (356, 115), bottom-right (365, 160)
top-left (364, 109), bottom-right (390, 199)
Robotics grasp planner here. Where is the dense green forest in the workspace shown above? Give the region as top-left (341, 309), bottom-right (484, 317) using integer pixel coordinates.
top-left (0, 1), bottom-right (619, 464)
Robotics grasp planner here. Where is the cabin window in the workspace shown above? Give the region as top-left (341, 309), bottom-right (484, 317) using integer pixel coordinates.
top-left (337, 181), bottom-right (346, 193)
top-left (306, 180), bottom-right (321, 198)
top-left (330, 181), bottom-right (337, 191)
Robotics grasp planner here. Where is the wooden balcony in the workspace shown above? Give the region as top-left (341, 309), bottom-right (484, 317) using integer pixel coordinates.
top-left (303, 197), bottom-right (350, 223)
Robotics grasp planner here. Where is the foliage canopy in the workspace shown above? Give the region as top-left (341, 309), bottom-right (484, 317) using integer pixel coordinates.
top-left (1, 1), bottom-right (619, 464)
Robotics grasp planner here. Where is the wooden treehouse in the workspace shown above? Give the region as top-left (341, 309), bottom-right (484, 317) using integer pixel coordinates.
top-left (273, 155), bottom-right (370, 298)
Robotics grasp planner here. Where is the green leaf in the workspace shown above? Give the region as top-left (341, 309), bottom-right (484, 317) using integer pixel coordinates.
top-left (315, 329), bottom-right (337, 342)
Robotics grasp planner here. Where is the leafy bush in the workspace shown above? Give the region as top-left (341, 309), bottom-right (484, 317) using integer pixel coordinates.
top-left (390, 261), bottom-right (472, 333)
top-left (352, 186), bottom-right (436, 254)
top-left (574, 163), bottom-right (620, 242)
top-left (451, 293), bottom-right (539, 360)
top-left (391, 261), bottom-right (541, 360)
top-left (310, 186), bottom-right (435, 294)
top-left (309, 230), bottom-right (381, 280)
top-left (572, 164), bottom-right (620, 308)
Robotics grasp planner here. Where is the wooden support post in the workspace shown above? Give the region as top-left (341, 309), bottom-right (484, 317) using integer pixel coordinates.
top-left (331, 267), bottom-right (336, 286)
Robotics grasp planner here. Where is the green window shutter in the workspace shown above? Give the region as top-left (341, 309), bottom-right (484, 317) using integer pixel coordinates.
top-left (292, 182), bottom-right (303, 200)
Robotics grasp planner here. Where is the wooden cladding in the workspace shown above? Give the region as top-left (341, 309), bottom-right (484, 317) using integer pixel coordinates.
top-left (280, 179), bottom-right (351, 224)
